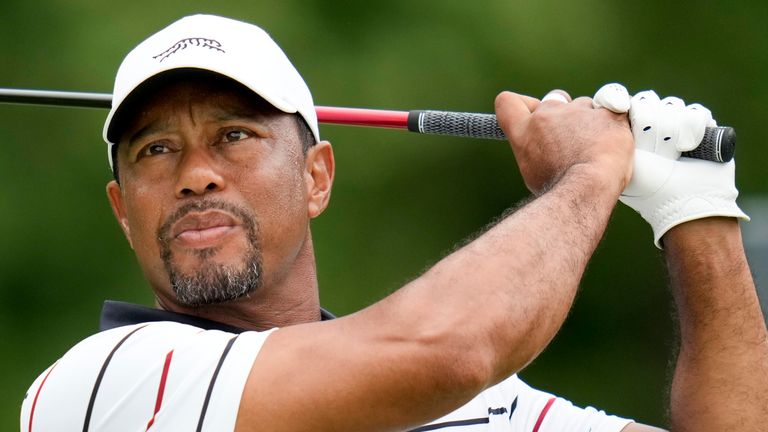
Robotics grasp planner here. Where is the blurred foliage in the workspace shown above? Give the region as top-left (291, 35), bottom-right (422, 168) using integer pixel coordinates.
top-left (1, 0), bottom-right (767, 429)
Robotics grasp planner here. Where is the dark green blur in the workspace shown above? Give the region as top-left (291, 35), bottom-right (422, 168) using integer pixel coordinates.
top-left (2, 0), bottom-right (767, 428)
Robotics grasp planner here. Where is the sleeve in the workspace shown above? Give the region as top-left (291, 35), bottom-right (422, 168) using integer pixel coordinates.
top-left (20, 322), bottom-right (276, 432)
top-left (20, 363), bottom-right (56, 432)
top-left (505, 375), bottom-right (635, 432)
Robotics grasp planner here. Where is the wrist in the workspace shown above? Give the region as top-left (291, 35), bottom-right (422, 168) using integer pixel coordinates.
top-left (620, 157), bottom-right (749, 248)
top-left (663, 217), bottom-right (743, 252)
top-left (560, 162), bottom-right (627, 200)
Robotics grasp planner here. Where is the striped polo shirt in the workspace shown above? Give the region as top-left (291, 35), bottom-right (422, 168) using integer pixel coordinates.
top-left (21, 302), bottom-right (633, 432)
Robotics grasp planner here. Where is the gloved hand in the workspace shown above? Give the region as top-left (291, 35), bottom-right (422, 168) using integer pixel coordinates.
top-left (592, 84), bottom-right (749, 248)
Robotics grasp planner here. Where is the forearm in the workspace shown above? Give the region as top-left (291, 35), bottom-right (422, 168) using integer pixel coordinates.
top-left (238, 92), bottom-right (636, 432)
top-left (242, 166), bottom-right (626, 432)
top-left (379, 164), bottom-right (624, 384)
top-left (665, 218), bottom-right (768, 431)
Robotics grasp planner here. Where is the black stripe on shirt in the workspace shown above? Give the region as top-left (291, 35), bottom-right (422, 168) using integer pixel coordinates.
top-left (407, 417), bottom-right (490, 431)
top-left (196, 334), bottom-right (239, 432)
top-left (509, 396), bottom-right (518, 420)
top-left (82, 325), bottom-right (148, 432)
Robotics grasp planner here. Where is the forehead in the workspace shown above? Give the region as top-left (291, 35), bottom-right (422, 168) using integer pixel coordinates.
top-left (115, 71), bottom-right (281, 142)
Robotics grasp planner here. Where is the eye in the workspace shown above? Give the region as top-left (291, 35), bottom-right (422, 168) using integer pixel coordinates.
top-left (221, 129), bottom-right (252, 143)
top-left (138, 142), bottom-right (172, 158)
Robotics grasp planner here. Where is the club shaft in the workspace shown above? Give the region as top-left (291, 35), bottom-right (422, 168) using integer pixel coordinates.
top-left (0, 88), bottom-right (112, 108)
top-left (0, 88), bottom-right (734, 162)
top-left (0, 88), bottom-right (406, 122)
top-left (315, 106), bottom-right (408, 129)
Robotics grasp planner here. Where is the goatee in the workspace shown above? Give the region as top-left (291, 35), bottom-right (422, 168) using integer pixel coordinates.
top-left (157, 199), bottom-right (264, 307)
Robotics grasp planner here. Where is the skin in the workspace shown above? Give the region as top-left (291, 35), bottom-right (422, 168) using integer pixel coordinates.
top-left (106, 80), bottom-right (766, 431)
top-left (665, 218), bottom-right (768, 431)
top-left (107, 79), bottom-right (334, 330)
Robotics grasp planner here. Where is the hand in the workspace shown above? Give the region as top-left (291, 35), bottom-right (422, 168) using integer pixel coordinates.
top-left (495, 89), bottom-right (633, 195)
top-left (592, 84), bottom-right (749, 247)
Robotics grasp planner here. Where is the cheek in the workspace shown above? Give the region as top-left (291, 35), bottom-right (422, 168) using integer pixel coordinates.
top-left (236, 156), bottom-right (308, 256)
top-left (235, 141), bottom-right (307, 217)
top-left (250, 173), bottom-right (306, 232)
top-left (122, 184), bottom-right (166, 257)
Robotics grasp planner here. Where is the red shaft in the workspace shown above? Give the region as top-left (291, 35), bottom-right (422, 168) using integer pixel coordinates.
top-left (315, 106), bottom-right (408, 129)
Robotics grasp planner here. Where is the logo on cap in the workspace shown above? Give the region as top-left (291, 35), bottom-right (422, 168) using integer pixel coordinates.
top-left (153, 38), bottom-right (225, 63)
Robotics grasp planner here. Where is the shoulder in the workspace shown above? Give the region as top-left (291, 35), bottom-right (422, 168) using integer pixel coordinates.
top-left (21, 322), bottom-right (276, 432)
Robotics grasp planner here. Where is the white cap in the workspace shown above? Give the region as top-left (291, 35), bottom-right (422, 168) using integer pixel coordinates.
top-left (103, 14), bottom-right (319, 170)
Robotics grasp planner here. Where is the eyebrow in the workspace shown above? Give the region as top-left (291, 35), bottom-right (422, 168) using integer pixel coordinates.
top-left (126, 120), bottom-right (169, 148)
top-left (125, 107), bottom-right (271, 148)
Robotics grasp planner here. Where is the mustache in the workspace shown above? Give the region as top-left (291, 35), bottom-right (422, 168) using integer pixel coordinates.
top-left (156, 199), bottom-right (264, 307)
top-left (157, 199), bottom-right (257, 245)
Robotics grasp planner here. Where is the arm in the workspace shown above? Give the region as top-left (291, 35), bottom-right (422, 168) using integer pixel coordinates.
top-left (664, 218), bottom-right (768, 431)
top-left (604, 88), bottom-right (766, 432)
top-left (235, 93), bottom-right (634, 431)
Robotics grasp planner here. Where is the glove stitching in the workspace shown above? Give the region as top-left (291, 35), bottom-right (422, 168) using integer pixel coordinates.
top-left (649, 192), bottom-right (739, 226)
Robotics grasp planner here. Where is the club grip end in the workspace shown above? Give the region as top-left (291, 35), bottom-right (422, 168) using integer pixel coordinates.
top-left (681, 126), bottom-right (736, 162)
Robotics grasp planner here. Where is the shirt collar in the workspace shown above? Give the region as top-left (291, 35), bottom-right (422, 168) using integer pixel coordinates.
top-left (100, 300), bottom-right (336, 333)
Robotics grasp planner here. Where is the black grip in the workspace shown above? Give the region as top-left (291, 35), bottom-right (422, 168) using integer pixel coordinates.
top-left (680, 126), bottom-right (735, 163)
top-left (407, 110), bottom-right (735, 163)
top-left (408, 110), bottom-right (505, 140)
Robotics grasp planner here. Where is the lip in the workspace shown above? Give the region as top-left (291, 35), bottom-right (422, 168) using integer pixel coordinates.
top-left (170, 210), bottom-right (239, 248)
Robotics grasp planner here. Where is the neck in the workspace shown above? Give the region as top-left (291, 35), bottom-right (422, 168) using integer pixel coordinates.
top-left (154, 231), bottom-right (321, 331)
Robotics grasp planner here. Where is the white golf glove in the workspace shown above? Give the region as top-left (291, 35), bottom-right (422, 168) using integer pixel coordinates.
top-left (593, 84), bottom-right (749, 248)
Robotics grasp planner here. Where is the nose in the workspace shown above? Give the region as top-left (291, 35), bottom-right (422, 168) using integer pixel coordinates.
top-left (174, 147), bottom-right (226, 198)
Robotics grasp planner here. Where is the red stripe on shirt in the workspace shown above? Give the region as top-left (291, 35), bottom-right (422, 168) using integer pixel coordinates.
top-left (531, 397), bottom-right (556, 432)
top-left (28, 361), bottom-right (58, 432)
top-left (146, 350), bottom-right (174, 430)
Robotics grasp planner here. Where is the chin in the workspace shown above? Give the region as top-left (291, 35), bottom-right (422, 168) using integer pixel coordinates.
top-left (165, 247), bottom-right (264, 308)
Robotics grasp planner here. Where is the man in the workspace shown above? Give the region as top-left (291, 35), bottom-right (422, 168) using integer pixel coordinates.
top-left (20, 14), bottom-right (767, 432)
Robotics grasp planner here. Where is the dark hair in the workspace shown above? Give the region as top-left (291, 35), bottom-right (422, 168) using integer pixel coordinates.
top-left (295, 115), bottom-right (317, 154)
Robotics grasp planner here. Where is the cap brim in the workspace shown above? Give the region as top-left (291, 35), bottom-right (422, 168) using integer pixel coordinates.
top-left (104, 67), bottom-right (299, 145)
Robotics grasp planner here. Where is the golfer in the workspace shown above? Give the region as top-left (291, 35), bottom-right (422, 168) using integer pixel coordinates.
top-left (20, 14), bottom-right (767, 432)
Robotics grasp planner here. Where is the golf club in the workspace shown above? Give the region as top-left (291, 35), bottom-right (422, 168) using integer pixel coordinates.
top-left (0, 88), bottom-right (735, 162)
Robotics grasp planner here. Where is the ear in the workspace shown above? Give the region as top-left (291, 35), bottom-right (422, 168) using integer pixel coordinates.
top-left (304, 141), bottom-right (335, 219)
top-left (106, 180), bottom-right (134, 249)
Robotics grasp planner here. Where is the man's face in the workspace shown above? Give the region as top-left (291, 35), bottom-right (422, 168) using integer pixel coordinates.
top-left (106, 77), bottom-right (333, 309)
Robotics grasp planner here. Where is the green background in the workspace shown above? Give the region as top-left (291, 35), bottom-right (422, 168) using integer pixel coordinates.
top-left (2, 0), bottom-right (766, 429)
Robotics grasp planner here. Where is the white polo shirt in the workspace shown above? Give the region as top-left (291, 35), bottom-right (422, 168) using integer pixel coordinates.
top-left (21, 302), bottom-right (633, 432)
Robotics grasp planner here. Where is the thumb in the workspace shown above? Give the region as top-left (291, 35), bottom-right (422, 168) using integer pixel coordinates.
top-left (495, 91), bottom-right (539, 139)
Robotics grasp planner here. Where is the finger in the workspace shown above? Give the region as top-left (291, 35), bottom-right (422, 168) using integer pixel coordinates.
top-left (592, 83), bottom-right (630, 113)
top-left (631, 90), bottom-right (661, 104)
top-left (496, 91), bottom-right (539, 113)
top-left (518, 94), bottom-right (541, 112)
top-left (655, 98), bottom-right (685, 159)
top-left (571, 96), bottom-right (596, 108)
top-left (541, 89), bottom-right (571, 104)
top-left (495, 91), bottom-right (538, 137)
top-left (660, 96), bottom-right (685, 109)
top-left (676, 103), bottom-right (713, 151)
top-left (630, 90), bottom-right (661, 126)
top-left (629, 90), bottom-right (661, 152)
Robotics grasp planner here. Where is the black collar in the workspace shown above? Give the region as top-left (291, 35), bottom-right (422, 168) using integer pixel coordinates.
top-left (100, 300), bottom-right (336, 333)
